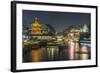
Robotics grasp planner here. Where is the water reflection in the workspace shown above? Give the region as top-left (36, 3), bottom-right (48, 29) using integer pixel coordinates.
top-left (80, 45), bottom-right (90, 60)
top-left (47, 46), bottom-right (59, 61)
top-left (69, 40), bottom-right (75, 60)
top-left (31, 48), bottom-right (42, 62)
top-left (23, 41), bottom-right (90, 62)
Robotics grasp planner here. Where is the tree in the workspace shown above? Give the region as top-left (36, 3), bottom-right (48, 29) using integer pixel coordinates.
top-left (45, 24), bottom-right (56, 35)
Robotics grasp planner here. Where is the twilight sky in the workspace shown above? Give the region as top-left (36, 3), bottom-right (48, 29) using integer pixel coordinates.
top-left (23, 10), bottom-right (91, 32)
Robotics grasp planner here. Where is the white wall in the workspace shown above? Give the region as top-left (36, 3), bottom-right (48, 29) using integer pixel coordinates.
top-left (0, 0), bottom-right (99, 73)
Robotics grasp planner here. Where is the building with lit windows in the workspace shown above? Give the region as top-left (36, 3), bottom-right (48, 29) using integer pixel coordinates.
top-left (80, 24), bottom-right (89, 33)
top-left (28, 17), bottom-right (55, 41)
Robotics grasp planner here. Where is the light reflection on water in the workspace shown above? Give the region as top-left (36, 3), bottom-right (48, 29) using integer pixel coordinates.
top-left (31, 48), bottom-right (42, 62)
top-left (23, 42), bottom-right (91, 62)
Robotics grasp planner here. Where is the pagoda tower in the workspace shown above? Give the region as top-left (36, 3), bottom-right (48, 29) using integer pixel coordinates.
top-left (31, 17), bottom-right (41, 35)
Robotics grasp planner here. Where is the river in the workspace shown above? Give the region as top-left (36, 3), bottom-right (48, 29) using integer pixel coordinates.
top-left (23, 41), bottom-right (91, 62)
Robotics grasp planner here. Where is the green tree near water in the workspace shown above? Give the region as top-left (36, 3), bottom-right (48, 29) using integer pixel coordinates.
top-left (45, 24), bottom-right (56, 35)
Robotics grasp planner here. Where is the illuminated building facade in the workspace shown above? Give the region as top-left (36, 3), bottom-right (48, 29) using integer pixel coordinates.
top-left (31, 17), bottom-right (42, 35)
top-left (29, 17), bottom-right (55, 41)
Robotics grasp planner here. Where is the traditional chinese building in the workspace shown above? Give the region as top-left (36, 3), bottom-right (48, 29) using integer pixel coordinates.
top-left (31, 17), bottom-right (42, 35)
top-left (29, 17), bottom-right (55, 41)
top-left (80, 24), bottom-right (89, 33)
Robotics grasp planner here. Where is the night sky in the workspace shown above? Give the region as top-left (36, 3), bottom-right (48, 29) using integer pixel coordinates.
top-left (23, 10), bottom-right (91, 32)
